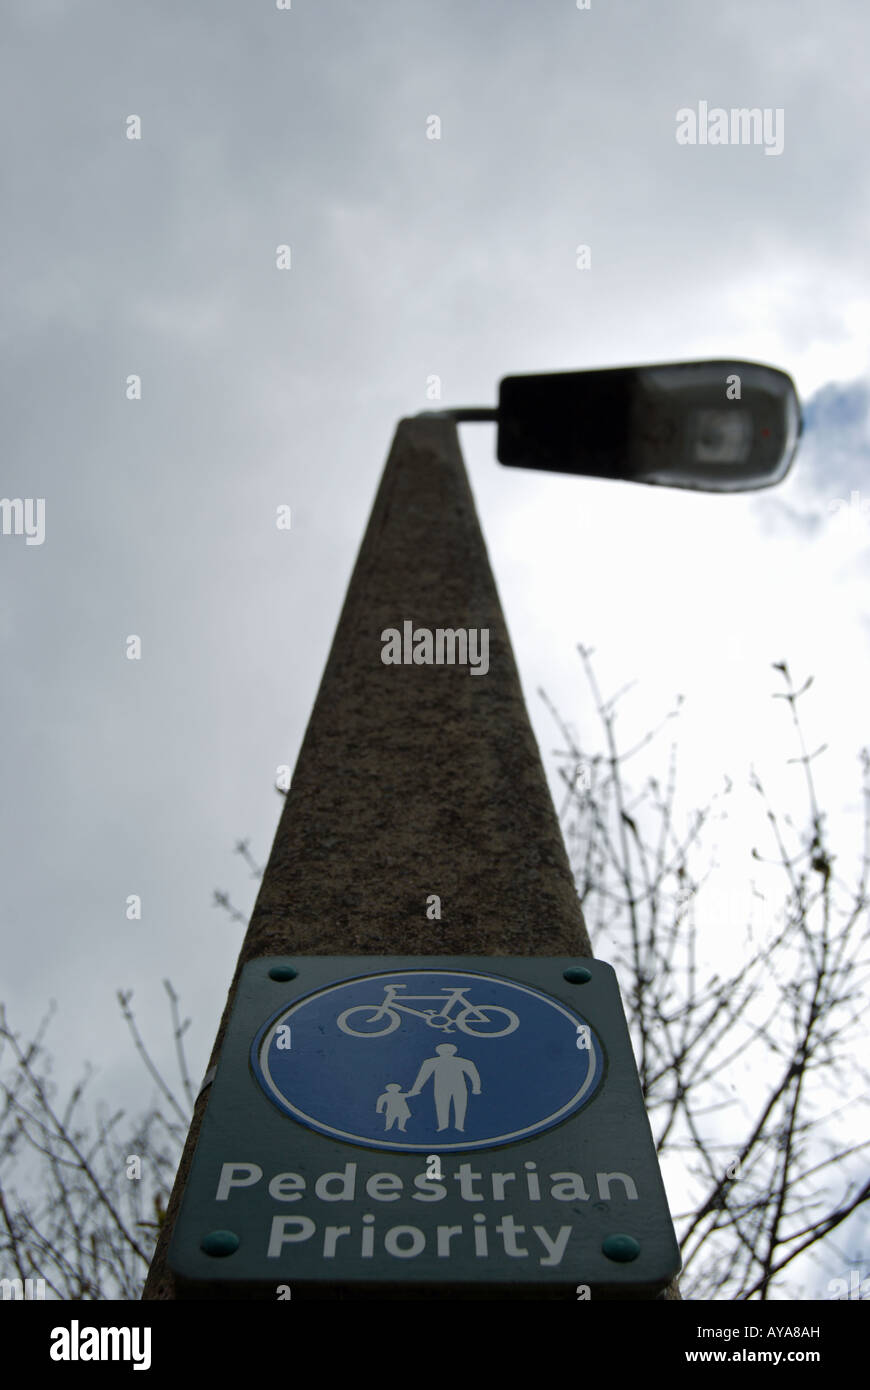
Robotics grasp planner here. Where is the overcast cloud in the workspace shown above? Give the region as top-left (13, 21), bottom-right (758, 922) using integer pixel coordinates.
top-left (1, 0), bottom-right (868, 1300)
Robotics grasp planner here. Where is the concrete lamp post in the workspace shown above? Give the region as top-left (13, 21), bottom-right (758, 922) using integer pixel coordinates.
top-left (144, 359), bottom-right (801, 1303)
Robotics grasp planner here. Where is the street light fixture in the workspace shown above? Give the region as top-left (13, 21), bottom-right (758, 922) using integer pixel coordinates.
top-left (432, 359), bottom-right (802, 493)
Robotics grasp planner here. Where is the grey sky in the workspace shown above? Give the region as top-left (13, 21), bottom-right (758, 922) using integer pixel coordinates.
top-left (1, 0), bottom-right (868, 1295)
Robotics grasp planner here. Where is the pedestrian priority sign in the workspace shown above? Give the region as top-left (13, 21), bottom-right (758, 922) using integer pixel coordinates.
top-left (168, 957), bottom-right (681, 1300)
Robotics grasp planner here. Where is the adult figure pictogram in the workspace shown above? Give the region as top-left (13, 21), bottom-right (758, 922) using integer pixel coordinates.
top-left (406, 1044), bottom-right (482, 1132)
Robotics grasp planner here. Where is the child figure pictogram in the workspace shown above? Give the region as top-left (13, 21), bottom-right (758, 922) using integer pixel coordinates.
top-left (376, 1082), bottom-right (412, 1131)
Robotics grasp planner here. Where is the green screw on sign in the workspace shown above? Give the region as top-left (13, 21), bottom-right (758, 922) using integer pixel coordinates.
top-left (201, 1230), bottom-right (240, 1258)
top-left (602, 1234), bottom-right (641, 1263)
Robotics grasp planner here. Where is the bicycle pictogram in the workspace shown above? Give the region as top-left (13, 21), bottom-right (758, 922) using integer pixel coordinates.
top-left (337, 983), bottom-right (520, 1038)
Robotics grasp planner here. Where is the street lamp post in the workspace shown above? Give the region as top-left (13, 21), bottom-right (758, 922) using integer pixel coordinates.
top-left (144, 360), bottom-right (800, 1302)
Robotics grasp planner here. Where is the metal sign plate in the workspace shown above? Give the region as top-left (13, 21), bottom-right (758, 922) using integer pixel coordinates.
top-left (168, 957), bottom-right (681, 1299)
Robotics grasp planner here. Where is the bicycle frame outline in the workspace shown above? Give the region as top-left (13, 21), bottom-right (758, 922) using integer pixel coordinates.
top-left (336, 983), bottom-right (519, 1037)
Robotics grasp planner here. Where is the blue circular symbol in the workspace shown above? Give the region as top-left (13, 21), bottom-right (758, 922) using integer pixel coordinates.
top-left (251, 970), bottom-right (605, 1152)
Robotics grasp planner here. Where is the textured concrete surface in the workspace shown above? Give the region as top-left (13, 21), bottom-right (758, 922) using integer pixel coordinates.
top-left (144, 417), bottom-right (616, 1299)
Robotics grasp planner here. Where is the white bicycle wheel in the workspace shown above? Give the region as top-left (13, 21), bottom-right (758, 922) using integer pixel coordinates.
top-left (336, 1005), bottom-right (401, 1037)
top-left (457, 1006), bottom-right (519, 1037)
